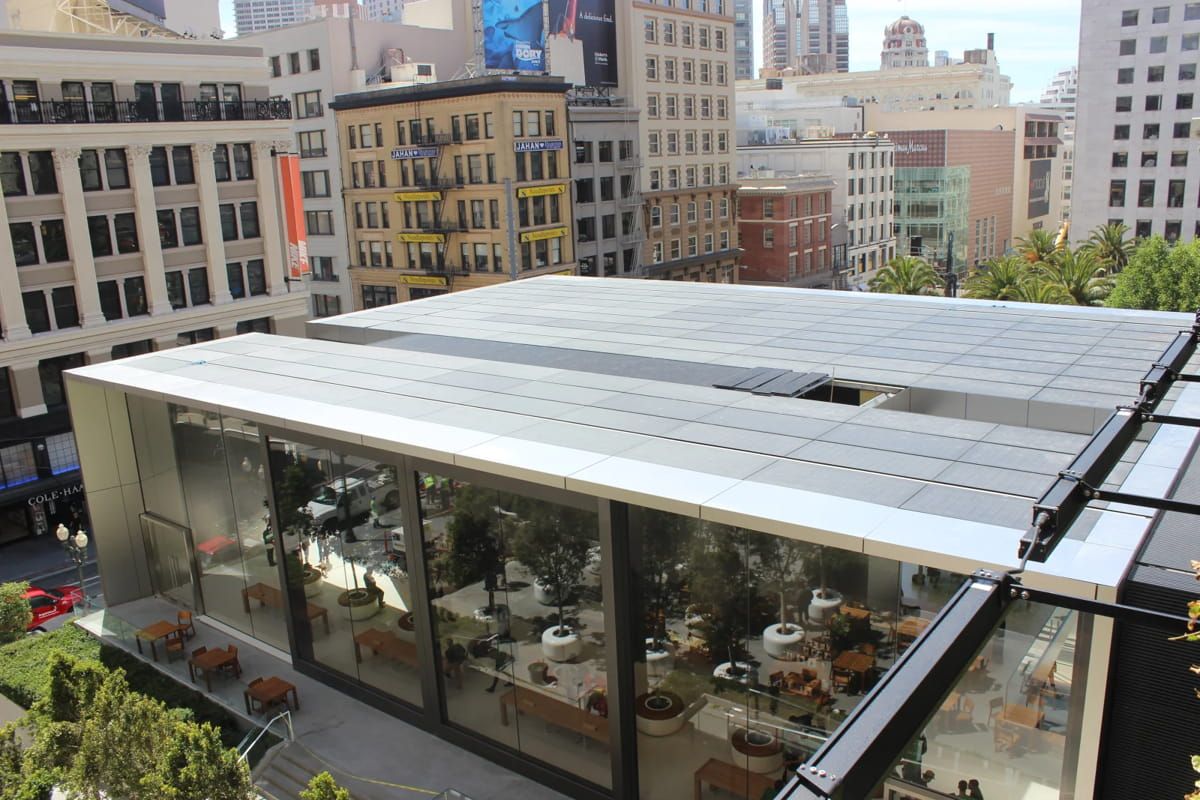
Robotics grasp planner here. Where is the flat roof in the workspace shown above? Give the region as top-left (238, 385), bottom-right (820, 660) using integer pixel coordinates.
top-left (66, 278), bottom-right (1200, 598)
top-left (331, 74), bottom-right (569, 111)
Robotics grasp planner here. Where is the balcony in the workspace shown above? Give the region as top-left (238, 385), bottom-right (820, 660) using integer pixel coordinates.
top-left (0, 98), bottom-right (292, 125)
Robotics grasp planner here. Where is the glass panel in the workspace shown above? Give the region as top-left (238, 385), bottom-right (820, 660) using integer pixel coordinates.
top-left (420, 472), bottom-right (610, 788)
top-left (140, 513), bottom-right (197, 610)
top-left (127, 395), bottom-right (188, 525)
top-left (268, 437), bottom-right (421, 707)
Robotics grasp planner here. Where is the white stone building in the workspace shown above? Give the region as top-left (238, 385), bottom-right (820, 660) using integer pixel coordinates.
top-left (880, 15), bottom-right (929, 70)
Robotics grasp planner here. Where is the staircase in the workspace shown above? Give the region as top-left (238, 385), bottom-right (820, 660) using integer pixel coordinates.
top-left (254, 744), bottom-right (319, 800)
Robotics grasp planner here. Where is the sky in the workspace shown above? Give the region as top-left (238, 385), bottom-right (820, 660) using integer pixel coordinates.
top-left (217, 0), bottom-right (1080, 103)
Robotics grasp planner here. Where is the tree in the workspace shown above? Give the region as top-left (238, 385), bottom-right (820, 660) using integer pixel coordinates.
top-left (1107, 236), bottom-right (1200, 312)
top-left (688, 524), bottom-right (755, 664)
top-left (1082, 222), bottom-right (1135, 274)
top-left (868, 256), bottom-right (943, 295)
top-left (638, 509), bottom-right (693, 649)
top-left (441, 489), bottom-right (500, 599)
top-left (1012, 279), bottom-right (1071, 305)
top-left (1036, 249), bottom-right (1112, 306)
top-left (0, 582), bottom-right (31, 642)
top-left (511, 504), bottom-right (594, 635)
top-left (301, 771), bottom-right (352, 800)
top-left (962, 255), bottom-right (1028, 301)
top-left (0, 723), bottom-right (54, 800)
top-left (751, 536), bottom-right (810, 635)
top-left (143, 722), bottom-right (253, 800)
top-left (1015, 228), bottom-right (1059, 264)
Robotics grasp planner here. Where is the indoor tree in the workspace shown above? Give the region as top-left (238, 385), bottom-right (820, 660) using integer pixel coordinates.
top-left (868, 256), bottom-right (943, 295)
top-left (752, 535), bottom-right (810, 636)
top-left (511, 504), bottom-right (594, 635)
top-left (638, 508), bottom-right (693, 651)
top-left (687, 523), bottom-right (755, 665)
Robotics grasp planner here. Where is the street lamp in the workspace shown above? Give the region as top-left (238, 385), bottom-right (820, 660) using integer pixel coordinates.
top-left (55, 523), bottom-right (89, 609)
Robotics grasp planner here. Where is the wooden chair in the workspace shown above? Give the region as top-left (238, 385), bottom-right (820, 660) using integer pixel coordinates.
top-left (165, 636), bottom-right (185, 662)
top-left (246, 677), bottom-right (266, 714)
top-left (986, 697), bottom-right (1004, 728)
top-left (191, 646), bottom-right (207, 660)
top-left (993, 723), bottom-right (1021, 753)
top-left (832, 672), bottom-right (852, 693)
top-left (222, 645), bottom-right (241, 678)
top-left (177, 611), bottom-right (196, 640)
top-left (953, 696), bottom-right (976, 731)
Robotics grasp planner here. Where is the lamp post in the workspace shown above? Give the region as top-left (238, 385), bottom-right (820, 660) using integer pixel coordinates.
top-left (55, 523), bottom-right (89, 609)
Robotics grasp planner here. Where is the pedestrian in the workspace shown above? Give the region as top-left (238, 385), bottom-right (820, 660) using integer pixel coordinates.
top-left (968, 778), bottom-right (985, 799)
top-left (956, 780), bottom-right (970, 798)
top-left (919, 770), bottom-right (935, 787)
top-left (443, 637), bottom-right (467, 689)
top-left (370, 497), bottom-right (381, 528)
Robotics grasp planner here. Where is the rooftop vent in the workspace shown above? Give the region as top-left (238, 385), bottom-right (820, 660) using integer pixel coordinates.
top-left (714, 368), bottom-right (903, 407)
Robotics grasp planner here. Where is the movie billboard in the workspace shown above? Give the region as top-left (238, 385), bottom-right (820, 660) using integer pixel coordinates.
top-left (277, 154), bottom-right (309, 278)
top-left (1028, 159), bottom-right (1052, 219)
top-left (548, 0), bottom-right (619, 86)
top-left (483, 0), bottom-right (546, 72)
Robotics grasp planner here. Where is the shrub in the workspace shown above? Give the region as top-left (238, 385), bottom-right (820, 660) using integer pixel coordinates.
top-left (0, 583), bottom-right (31, 644)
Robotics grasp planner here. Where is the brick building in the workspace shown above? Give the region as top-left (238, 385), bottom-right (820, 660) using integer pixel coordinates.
top-left (737, 175), bottom-right (835, 286)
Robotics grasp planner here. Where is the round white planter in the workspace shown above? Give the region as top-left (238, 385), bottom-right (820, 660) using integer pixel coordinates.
top-left (762, 623), bottom-right (805, 659)
top-left (534, 578), bottom-right (563, 606)
top-left (542, 625), bottom-right (582, 662)
top-left (713, 661), bottom-right (757, 685)
top-left (730, 728), bottom-right (784, 774)
top-left (808, 590), bottom-right (843, 624)
top-left (645, 639), bottom-right (674, 678)
top-left (343, 600), bottom-right (381, 622)
top-left (635, 693), bottom-right (686, 737)
top-left (473, 604), bottom-right (511, 638)
top-left (302, 575), bottom-right (323, 598)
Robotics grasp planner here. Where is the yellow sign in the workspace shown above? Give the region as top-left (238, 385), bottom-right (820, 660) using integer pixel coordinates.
top-left (517, 184), bottom-right (567, 198)
top-left (394, 191), bottom-right (442, 202)
top-left (398, 232), bottom-right (445, 244)
top-left (551, 269), bottom-right (574, 276)
top-left (519, 226), bottom-right (568, 243)
top-left (401, 275), bottom-right (448, 287)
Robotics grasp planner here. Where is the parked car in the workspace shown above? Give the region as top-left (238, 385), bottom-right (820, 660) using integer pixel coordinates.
top-left (24, 584), bottom-right (83, 631)
top-left (307, 472), bottom-right (400, 532)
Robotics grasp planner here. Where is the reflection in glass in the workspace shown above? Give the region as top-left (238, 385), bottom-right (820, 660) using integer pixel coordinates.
top-left (420, 474), bottom-right (611, 788)
top-left (268, 437), bottom-right (419, 707)
top-left (889, 605), bottom-right (1082, 799)
top-left (139, 513), bottom-right (196, 609)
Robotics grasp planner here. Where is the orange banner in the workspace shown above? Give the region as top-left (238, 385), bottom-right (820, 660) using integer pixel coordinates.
top-left (278, 153), bottom-right (310, 278)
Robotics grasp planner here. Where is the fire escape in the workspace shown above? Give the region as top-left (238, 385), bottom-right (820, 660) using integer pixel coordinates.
top-left (405, 116), bottom-right (466, 286)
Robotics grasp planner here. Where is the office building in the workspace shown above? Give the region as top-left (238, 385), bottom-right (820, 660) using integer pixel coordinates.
top-left (750, 36), bottom-right (1011, 111)
top-left (239, 14), bottom-right (470, 317)
top-left (736, 174), bottom-right (835, 285)
top-left (761, 0), bottom-right (793, 74)
top-left (0, 30), bottom-right (308, 543)
top-left (1038, 66), bottom-right (1077, 221)
top-left (70, 275), bottom-right (1195, 800)
top-left (362, 0), bottom-right (402, 22)
top-left (737, 135), bottom-right (896, 287)
top-left (866, 107), bottom-right (1068, 249)
top-left (762, 0), bottom-right (847, 74)
top-left (880, 15), bottom-right (929, 70)
top-left (631, 1), bottom-right (740, 282)
top-left (234, 0), bottom-right (311, 35)
top-left (568, 99), bottom-right (644, 278)
top-left (733, 0), bottom-right (754, 79)
top-left (1072, 1), bottom-right (1200, 242)
top-left (331, 75), bottom-right (576, 307)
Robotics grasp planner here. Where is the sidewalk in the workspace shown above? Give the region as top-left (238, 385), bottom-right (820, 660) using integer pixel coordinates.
top-left (0, 533), bottom-right (96, 586)
top-left (77, 598), bottom-right (568, 800)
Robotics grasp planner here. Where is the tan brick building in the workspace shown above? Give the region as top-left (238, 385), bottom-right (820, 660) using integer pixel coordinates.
top-left (331, 75), bottom-right (575, 307)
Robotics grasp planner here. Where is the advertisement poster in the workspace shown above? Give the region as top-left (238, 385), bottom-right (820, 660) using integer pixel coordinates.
top-left (1027, 159), bottom-right (1052, 220)
top-left (277, 154), bottom-right (310, 278)
top-left (483, 0), bottom-right (545, 71)
top-left (548, 0), bottom-right (618, 86)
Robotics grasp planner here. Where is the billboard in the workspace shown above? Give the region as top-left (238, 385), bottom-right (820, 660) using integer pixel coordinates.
top-left (549, 0), bottom-right (619, 86)
top-left (277, 154), bottom-right (310, 279)
top-left (1027, 159), bottom-right (1052, 220)
top-left (483, 0), bottom-right (545, 71)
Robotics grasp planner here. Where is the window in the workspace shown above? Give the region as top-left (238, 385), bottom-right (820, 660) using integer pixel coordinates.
top-left (306, 210), bottom-right (334, 235)
top-left (0, 152), bottom-right (24, 196)
top-left (1150, 36), bottom-right (1168, 54)
top-left (114, 214), bottom-right (138, 253)
top-left (104, 149), bottom-right (129, 189)
top-left (220, 204), bottom-right (238, 241)
top-left (298, 130), bottom-right (326, 158)
top-left (1139, 179), bottom-right (1156, 207)
top-left (179, 207), bottom-right (202, 246)
top-left (1143, 151), bottom-right (1158, 167)
top-left (1183, 63), bottom-right (1198, 80)
top-left (240, 202), bottom-right (260, 238)
top-left (171, 147), bottom-right (194, 184)
top-left (41, 220), bottom-right (67, 262)
top-left (157, 209), bottom-right (178, 249)
top-left (247, 259), bottom-right (267, 295)
top-left (512, 110), bottom-right (523, 137)
top-left (1114, 124), bottom-right (1131, 140)
top-left (1120, 39), bottom-right (1136, 56)
top-left (23, 292), bottom-right (48, 333)
top-left (1189, 3), bottom-right (1200, 20)
top-left (188, 267), bottom-right (210, 306)
top-left (88, 215), bottom-right (112, 257)
top-left (362, 284), bottom-right (398, 309)
top-left (308, 48), bottom-right (320, 70)
top-left (150, 146), bottom-right (170, 185)
top-left (646, 57), bottom-right (658, 80)
top-left (288, 52), bottom-right (301, 73)
top-left (1180, 93), bottom-right (1196, 110)
top-left (1173, 150), bottom-right (1189, 167)
top-left (1146, 95), bottom-right (1162, 111)
top-left (1177, 122), bottom-right (1194, 138)
top-left (270, 56), bottom-right (281, 77)
top-left (39, 354), bottom-right (84, 407)
top-left (526, 111), bottom-right (541, 137)
top-left (1169, 179), bottom-right (1186, 207)
top-left (1186, 34), bottom-right (1200, 51)
top-left (165, 271), bottom-right (186, 309)
top-left (213, 144), bottom-right (231, 182)
top-left (1153, 5), bottom-right (1170, 23)
top-left (294, 91), bottom-right (321, 118)
top-left (645, 17), bottom-right (656, 42)
top-left (233, 144), bottom-right (253, 180)
top-left (1113, 152), bottom-right (1129, 167)
top-left (485, 112), bottom-right (495, 139)
top-left (98, 280), bottom-right (122, 321)
top-left (25, 152), bottom-right (55, 195)
top-left (1118, 67), bottom-right (1135, 84)
top-left (664, 58), bottom-right (676, 81)
top-left (226, 262), bottom-right (245, 299)
top-left (124, 276), bottom-right (146, 316)
top-left (302, 170), bottom-right (330, 197)
top-left (1149, 65), bottom-right (1166, 82)
top-left (763, 228), bottom-right (774, 248)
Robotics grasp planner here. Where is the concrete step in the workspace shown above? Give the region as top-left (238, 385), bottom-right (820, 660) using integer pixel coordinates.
top-left (254, 744), bottom-right (317, 799)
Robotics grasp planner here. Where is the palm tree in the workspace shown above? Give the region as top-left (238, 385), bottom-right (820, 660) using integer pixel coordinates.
top-left (1036, 249), bottom-right (1112, 306)
top-left (868, 256), bottom-right (943, 295)
top-left (962, 255), bottom-right (1029, 301)
top-left (1015, 229), bottom-right (1060, 264)
top-left (1012, 277), bottom-right (1071, 305)
top-left (1082, 222), bottom-right (1135, 274)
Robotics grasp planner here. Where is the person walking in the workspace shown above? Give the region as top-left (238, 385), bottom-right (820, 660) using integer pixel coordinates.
top-left (956, 780), bottom-right (970, 798)
top-left (967, 779), bottom-right (985, 799)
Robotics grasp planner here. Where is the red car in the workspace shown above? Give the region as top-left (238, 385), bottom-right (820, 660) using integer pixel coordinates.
top-left (24, 585), bottom-right (83, 631)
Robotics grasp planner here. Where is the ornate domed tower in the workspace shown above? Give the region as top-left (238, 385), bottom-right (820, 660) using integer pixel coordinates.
top-left (881, 15), bottom-right (929, 69)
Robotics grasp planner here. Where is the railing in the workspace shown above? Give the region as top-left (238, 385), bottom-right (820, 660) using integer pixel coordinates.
top-left (409, 177), bottom-right (460, 190)
top-left (238, 709), bottom-right (294, 767)
top-left (0, 98), bottom-right (293, 125)
top-left (411, 132), bottom-right (456, 146)
top-left (415, 219), bottom-right (466, 233)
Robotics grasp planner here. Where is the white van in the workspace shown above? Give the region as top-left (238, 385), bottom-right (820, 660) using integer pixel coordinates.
top-left (307, 473), bottom-right (399, 531)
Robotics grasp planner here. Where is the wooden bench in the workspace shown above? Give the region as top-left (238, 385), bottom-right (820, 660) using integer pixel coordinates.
top-left (353, 628), bottom-right (418, 667)
top-left (693, 757), bottom-right (774, 800)
top-left (242, 582), bottom-right (330, 633)
top-left (498, 688), bottom-right (609, 745)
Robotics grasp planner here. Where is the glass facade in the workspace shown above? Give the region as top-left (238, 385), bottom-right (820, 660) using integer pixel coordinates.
top-left (893, 166), bottom-right (969, 268)
top-left (122, 394), bottom-right (1093, 800)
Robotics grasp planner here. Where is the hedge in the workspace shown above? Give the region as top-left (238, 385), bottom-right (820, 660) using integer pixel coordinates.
top-left (0, 626), bottom-right (245, 747)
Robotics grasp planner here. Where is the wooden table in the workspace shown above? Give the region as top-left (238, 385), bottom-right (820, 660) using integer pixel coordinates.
top-left (693, 757), bottom-right (774, 800)
top-left (241, 582), bottom-right (330, 633)
top-left (832, 650), bottom-right (875, 693)
top-left (940, 691), bottom-right (963, 713)
top-left (244, 677), bottom-right (298, 715)
top-left (188, 647), bottom-right (238, 692)
top-left (498, 688), bottom-right (609, 745)
top-left (353, 628), bottom-right (419, 667)
top-left (999, 703), bottom-right (1044, 752)
top-left (136, 620), bottom-right (185, 661)
top-left (840, 605), bottom-right (871, 622)
top-left (897, 616), bottom-right (930, 645)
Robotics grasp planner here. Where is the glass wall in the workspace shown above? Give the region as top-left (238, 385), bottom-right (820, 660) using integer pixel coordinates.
top-left (267, 436), bottom-right (419, 707)
top-left (887, 603), bottom-right (1084, 799)
top-left (627, 504), bottom-right (965, 800)
top-left (418, 473), bottom-right (611, 789)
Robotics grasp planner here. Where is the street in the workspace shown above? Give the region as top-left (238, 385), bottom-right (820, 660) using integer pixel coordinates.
top-left (0, 533), bottom-right (103, 608)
